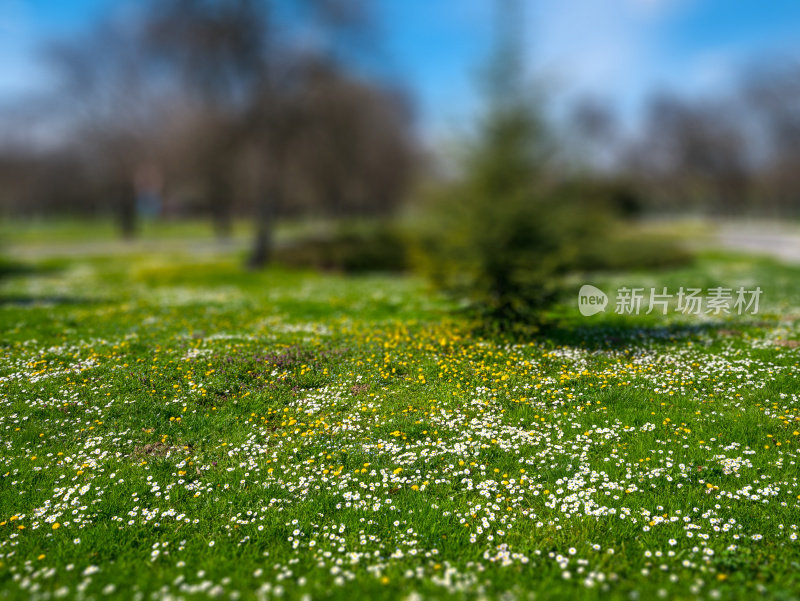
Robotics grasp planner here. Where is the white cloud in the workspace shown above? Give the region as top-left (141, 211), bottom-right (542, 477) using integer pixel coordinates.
top-left (525, 0), bottom-right (699, 122)
top-left (532, 2), bottom-right (658, 87)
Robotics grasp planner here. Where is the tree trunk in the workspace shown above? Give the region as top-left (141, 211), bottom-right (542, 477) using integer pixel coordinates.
top-left (118, 180), bottom-right (137, 240)
top-left (211, 199), bottom-right (233, 240)
top-left (208, 165), bottom-right (234, 240)
top-left (247, 190), bottom-right (276, 269)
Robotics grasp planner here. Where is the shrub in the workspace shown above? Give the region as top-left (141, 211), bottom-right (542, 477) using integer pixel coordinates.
top-left (576, 232), bottom-right (691, 272)
top-left (415, 179), bottom-right (616, 321)
top-left (273, 223), bottom-right (408, 273)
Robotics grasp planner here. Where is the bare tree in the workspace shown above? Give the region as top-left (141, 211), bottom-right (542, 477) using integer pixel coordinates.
top-left (45, 18), bottom-right (168, 238)
top-left (145, 0), bottom-right (271, 239)
top-left (286, 60), bottom-right (416, 219)
top-left (629, 93), bottom-right (752, 215)
top-left (143, 0), bottom-right (411, 266)
top-left (568, 96), bottom-right (621, 172)
top-left (15, 0), bottom-right (415, 256)
top-left (741, 62), bottom-right (800, 214)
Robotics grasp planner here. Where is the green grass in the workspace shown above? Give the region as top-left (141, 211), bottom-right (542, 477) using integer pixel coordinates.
top-left (1, 235), bottom-right (800, 600)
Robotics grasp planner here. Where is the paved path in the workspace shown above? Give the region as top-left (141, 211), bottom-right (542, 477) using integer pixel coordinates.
top-left (713, 221), bottom-right (800, 264)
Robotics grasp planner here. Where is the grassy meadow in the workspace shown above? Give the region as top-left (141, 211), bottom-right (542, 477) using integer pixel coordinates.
top-left (1, 227), bottom-right (800, 600)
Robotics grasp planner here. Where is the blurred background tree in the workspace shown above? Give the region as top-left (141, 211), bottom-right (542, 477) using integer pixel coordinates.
top-left (0, 0), bottom-right (416, 266)
top-left (43, 18), bottom-right (169, 238)
top-left (143, 0), bottom-right (416, 266)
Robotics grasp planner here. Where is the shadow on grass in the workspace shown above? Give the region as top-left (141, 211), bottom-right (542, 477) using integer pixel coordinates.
top-left (0, 258), bottom-right (96, 306)
top-left (0, 258), bottom-right (65, 279)
top-left (538, 319), bottom-right (734, 351)
top-left (465, 306), bottom-right (771, 351)
top-left (0, 294), bottom-right (99, 307)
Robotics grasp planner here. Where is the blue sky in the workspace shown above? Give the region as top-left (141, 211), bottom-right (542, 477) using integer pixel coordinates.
top-left (3, 0), bottom-right (800, 137)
